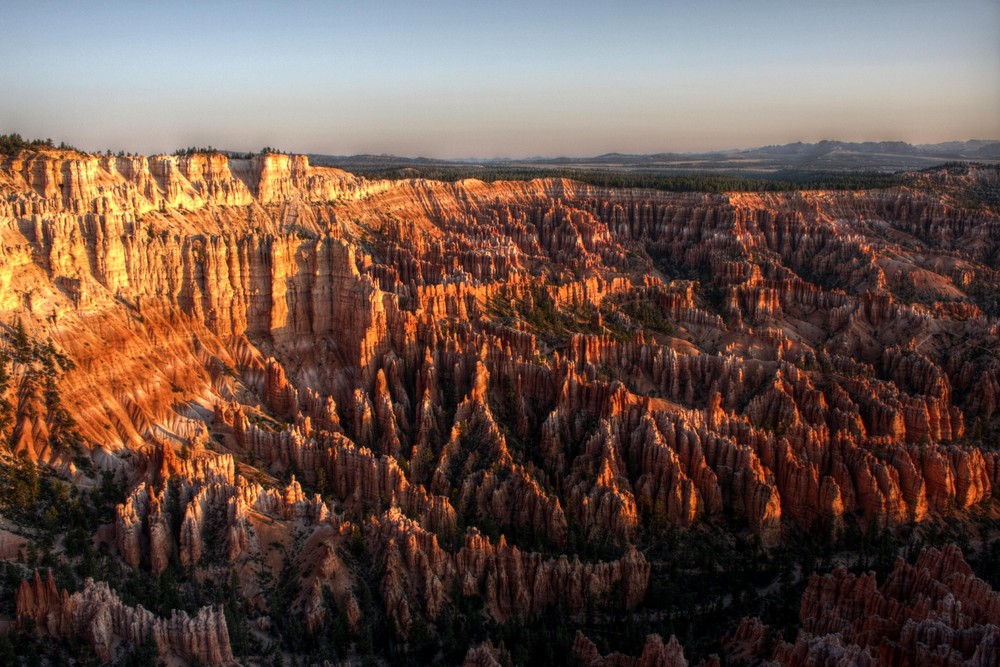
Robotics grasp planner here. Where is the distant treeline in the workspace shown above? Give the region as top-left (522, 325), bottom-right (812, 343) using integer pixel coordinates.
top-left (173, 146), bottom-right (224, 156)
top-left (340, 165), bottom-right (908, 192)
top-left (173, 146), bottom-right (287, 158)
top-left (0, 133), bottom-right (79, 154)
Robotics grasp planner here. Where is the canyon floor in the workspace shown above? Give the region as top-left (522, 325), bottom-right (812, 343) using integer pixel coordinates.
top-left (0, 147), bottom-right (998, 666)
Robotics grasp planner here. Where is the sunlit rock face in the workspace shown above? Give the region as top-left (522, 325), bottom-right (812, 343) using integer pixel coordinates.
top-left (1, 149), bottom-right (999, 663)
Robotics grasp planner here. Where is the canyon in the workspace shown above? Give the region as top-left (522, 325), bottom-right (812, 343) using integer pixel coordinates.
top-left (0, 147), bottom-right (998, 665)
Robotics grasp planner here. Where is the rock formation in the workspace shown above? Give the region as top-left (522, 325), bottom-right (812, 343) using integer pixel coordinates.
top-left (729, 545), bottom-right (1000, 666)
top-left (573, 631), bottom-right (693, 667)
top-left (16, 570), bottom-right (234, 665)
top-left (0, 148), bottom-right (998, 663)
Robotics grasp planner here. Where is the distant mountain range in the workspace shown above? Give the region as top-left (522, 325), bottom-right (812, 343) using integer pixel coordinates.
top-left (311, 139), bottom-right (1000, 174)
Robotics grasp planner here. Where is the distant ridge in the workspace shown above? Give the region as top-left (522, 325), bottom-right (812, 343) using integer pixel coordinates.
top-left (311, 139), bottom-right (1000, 174)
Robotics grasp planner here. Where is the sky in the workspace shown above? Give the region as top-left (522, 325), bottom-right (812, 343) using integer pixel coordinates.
top-left (1, 0), bottom-right (998, 158)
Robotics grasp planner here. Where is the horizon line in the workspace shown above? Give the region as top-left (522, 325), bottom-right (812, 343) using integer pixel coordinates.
top-left (4, 133), bottom-right (999, 163)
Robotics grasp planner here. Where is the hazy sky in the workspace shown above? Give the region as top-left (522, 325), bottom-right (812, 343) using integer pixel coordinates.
top-left (2, 0), bottom-right (998, 157)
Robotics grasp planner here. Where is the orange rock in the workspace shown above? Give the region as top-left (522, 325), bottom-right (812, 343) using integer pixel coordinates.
top-left (17, 571), bottom-right (235, 666)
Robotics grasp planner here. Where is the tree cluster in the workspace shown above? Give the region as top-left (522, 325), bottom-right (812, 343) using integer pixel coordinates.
top-left (0, 322), bottom-right (80, 452)
top-left (0, 133), bottom-right (78, 154)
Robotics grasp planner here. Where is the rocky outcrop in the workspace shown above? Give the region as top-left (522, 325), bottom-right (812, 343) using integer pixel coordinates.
top-left (761, 545), bottom-right (1000, 667)
top-left (462, 639), bottom-right (512, 667)
top-left (573, 631), bottom-right (692, 667)
top-left (16, 570), bottom-right (234, 665)
top-left (367, 508), bottom-right (649, 632)
top-left (459, 465), bottom-right (568, 547)
top-left (114, 446), bottom-right (335, 575)
top-left (725, 617), bottom-right (771, 664)
top-left (226, 410), bottom-right (457, 534)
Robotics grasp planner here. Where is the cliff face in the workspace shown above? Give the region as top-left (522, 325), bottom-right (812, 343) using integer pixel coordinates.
top-left (1, 150), bottom-right (999, 662)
